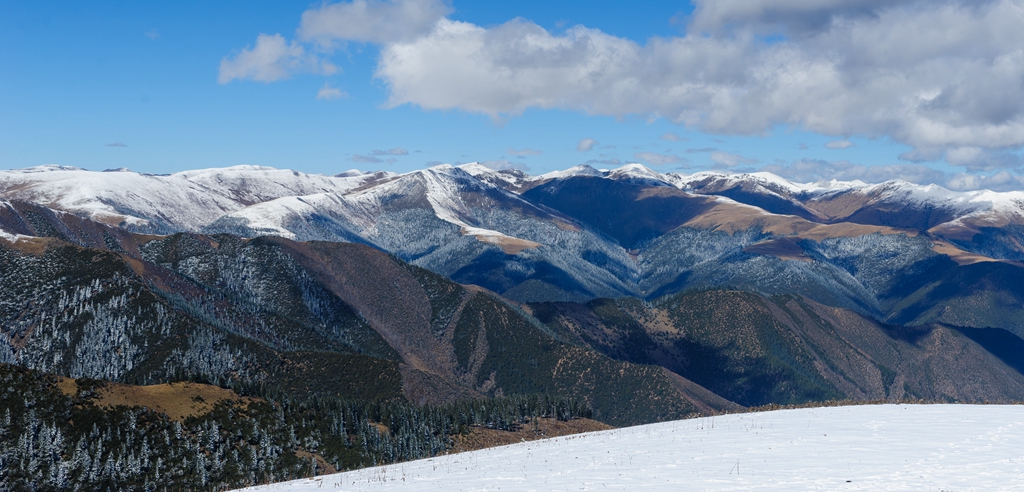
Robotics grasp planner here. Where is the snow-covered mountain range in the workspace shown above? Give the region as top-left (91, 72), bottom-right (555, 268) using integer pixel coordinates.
top-left (236, 404), bottom-right (1024, 491)
top-left (4, 163), bottom-right (1022, 238)
top-left (3, 162), bottom-right (1024, 317)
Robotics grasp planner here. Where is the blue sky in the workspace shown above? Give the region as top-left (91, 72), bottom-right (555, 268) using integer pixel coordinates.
top-left (3, 1), bottom-right (1023, 190)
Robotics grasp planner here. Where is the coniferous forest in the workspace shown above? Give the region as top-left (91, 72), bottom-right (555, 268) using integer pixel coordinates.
top-left (0, 363), bottom-right (591, 491)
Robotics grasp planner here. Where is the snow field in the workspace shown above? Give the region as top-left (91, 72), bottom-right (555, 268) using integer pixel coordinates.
top-left (238, 404), bottom-right (1024, 491)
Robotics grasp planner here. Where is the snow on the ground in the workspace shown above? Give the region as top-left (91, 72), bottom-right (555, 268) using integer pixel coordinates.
top-left (237, 404), bottom-right (1024, 491)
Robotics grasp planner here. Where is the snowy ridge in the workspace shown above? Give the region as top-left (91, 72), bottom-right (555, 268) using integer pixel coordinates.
top-left (456, 163), bottom-right (530, 189)
top-left (236, 404), bottom-right (1024, 492)
top-left (668, 170), bottom-right (864, 196)
top-left (211, 164), bottom-right (547, 244)
top-left (536, 164), bottom-right (603, 181)
top-left (0, 165), bottom-right (385, 232)
top-left (857, 180), bottom-right (1024, 217)
top-left (3, 163), bottom-right (1024, 238)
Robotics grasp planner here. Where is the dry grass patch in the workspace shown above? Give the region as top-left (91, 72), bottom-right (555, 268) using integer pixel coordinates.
top-left (56, 377), bottom-right (256, 421)
top-left (930, 240), bottom-right (1024, 267)
top-left (450, 418), bottom-right (612, 453)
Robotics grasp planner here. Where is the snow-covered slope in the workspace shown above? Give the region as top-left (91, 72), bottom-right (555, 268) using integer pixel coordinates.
top-left (237, 404), bottom-right (1024, 491)
top-left (210, 164), bottom-right (638, 301)
top-left (213, 164), bottom-right (560, 242)
top-left (0, 165), bottom-right (387, 233)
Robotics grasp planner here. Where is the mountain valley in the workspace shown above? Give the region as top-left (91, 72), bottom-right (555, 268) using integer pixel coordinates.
top-left (2, 162), bottom-right (1024, 489)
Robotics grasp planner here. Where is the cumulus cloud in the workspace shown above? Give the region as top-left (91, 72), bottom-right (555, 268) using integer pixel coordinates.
top-left (145, 29), bottom-right (159, 40)
top-left (298, 0), bottom-right (451, 46)
top-left (576, 138), bottom-right (598, 152)
top-left (507, 147), bottom-right (542, 156)
top-left (944, 147), bottom-right (1023, 172)
top-left (317, 82), bottom-right (348, 100)
top-left (687, 147), bottom-right (717, 153)
top-left (371, 147), bottom-right (409, 155)
top-left (710, 151), bottom-right (757, 168)
top-left (634, 152), bottom-right (682, 166)
top-left (825, 139), bottom-right (854, 149)
top-left (660, 133), bottom-right (685, 141)
top-left (688, 0), bottom-right (920, 35)
top-left (368, 1), bottom-right (1024, 154)
top-left (944, 170), bottom-right (1024, 191)
top-left (227, 0), bottom-right (1024, 183)
top-left (219, 34), bottom-right (335, 84)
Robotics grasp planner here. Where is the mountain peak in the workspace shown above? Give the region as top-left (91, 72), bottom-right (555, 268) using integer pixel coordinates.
top-left (536, 164), bottom-right (602, 181)
top-left (10, 164), bottom-right (88, 174)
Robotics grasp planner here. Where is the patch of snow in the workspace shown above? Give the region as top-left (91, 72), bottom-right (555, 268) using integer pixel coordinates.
top-left (461, 226), bottom-right (508, 238)
top-left (0, 229), bottom-right (34, 243)
top-left (236, 404), bottom-right (1024, 492)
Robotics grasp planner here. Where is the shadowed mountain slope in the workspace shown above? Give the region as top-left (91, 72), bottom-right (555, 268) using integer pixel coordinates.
top-left (529, 290), bottom-right (1024, 407)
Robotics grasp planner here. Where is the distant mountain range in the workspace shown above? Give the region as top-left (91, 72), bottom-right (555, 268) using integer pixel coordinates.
top-left (4, 163), bottom-right (1023, 318)
top-left (3, 162), bottom-right (1024, 489)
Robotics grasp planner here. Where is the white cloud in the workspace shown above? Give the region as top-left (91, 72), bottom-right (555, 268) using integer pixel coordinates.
top-left (576, 138), bottom-right (598, 152)
top-left (944, 170), bottom-right (1024, 191)
top-left (761, 158), bottom-right (1024, 191)
top-left (298, 0), bottom-right (451, 46)
top-left (660, 133), bottom-right (684, 141)
top-left (219, 34), bottom-right (335, 84)
top-left (228, 0), bottom-right (1024, 174)
top-left (944, 147), bottom-right (1023, 172)
top-left (710, 151), bottom-right (756, 168)
top-left (371, 148), bottom-right (409, 155)
top-left (507, 147), bottom-right (542, 156)
top-left (368, 1), bottom-right (1024, 153)
top-left (317, 82), bottom-right (348, 100)
top-left (634, 152), bottom-right (682, 166)
top-left (825, 139), bottom-right (854, 149)
top-left (689, 0), bottom-right (919, 35)
top-left (105, 142), bottom-right (128, 148)
top-left (145, 29), bottom-right (159, 40)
